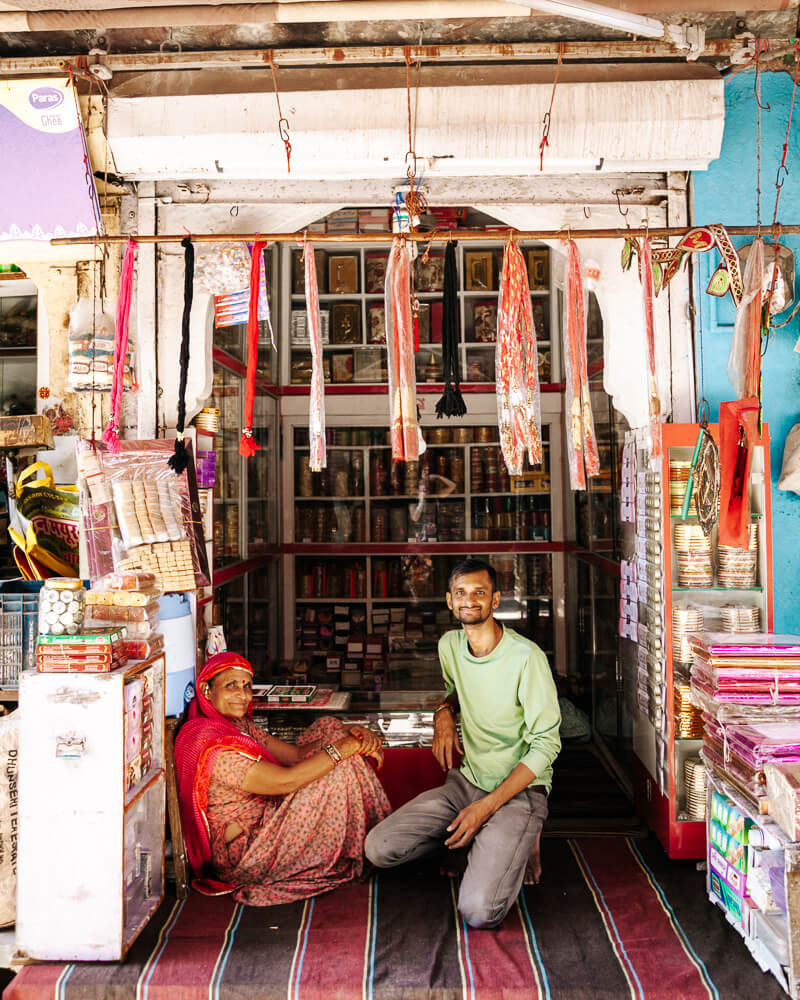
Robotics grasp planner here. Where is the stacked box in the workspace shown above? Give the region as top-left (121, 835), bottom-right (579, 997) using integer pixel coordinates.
top-left (37, 630), bottom-right (127, 673)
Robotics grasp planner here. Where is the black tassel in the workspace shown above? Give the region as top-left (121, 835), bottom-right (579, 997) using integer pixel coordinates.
top-left (168, 236), bottom-right (194, 475)
top-left (436, 241), bottom-right (467, 419)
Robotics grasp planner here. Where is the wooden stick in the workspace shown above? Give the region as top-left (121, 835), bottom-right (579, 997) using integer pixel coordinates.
top-left (50, 224), bottom-right (800, 246)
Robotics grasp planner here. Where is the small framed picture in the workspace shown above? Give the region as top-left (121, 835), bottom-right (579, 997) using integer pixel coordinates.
top-left (472, 301), bottom-right (497, 343)
top-left (365, 253), bottom-right (388, 293)
top-left (328, 255), bottom-right (359, 294)
top-left (417, 302), bottom-right (431, 344)
top-left (465, 251), bottom-right (493, 291)
top-left (527, 249), bottom-right (550, 291)
top-left (331, 303), bottom-right (361, 344)
top-left (368, 304), bottom-right (386, 344)
top-left (331, 352), bottom-right (354, 383)
top-left (292, 249), bottom-right (327, 295)
top-left (416, 252), bottom-right (445, 292)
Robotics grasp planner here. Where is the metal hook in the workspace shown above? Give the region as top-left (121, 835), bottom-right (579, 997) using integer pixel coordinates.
top-left (230, 204), bottom-right (239, 217)
top-left (613, 189), bottom-right (629, 218)
top-left (583, 206), bottom-right (591, 219)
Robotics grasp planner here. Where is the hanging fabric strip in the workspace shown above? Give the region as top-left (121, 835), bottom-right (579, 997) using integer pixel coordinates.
top-left (563, 239), bottom-right (600, 490)
top-left (102, 238), bottom-right (137, 454)
top-left (727, 236), bottom-right (765, 402)
top-left (650, 225), bottom-right (743, 306)
top-left (239, 240), bottom-right (267, 458)
top-left (495, 241), bottom-right (542, 476)
top-left (304, 241), bottom-right (327, 471)
top-left (435, 241), bottom-right (467, 419)
top-left (168, 236), bottom-right (194, 475)
top-left (385, 238), bottom-right (424, 462)
top-left (640, 237), bottom-right (662, 458)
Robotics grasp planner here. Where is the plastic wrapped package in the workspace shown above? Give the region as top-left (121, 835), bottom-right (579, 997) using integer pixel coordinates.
top-left (122, 634), bottom-right (165, 661)
top-left (76, 438), bottom-right (210, 589)
top-left (87, 588), bottom-right (161, 608)
top-left (83, 601), bottom-right (159, 623)
top-left (764, 763), bottom-right (800, 841)
top-left (68, 298), bottom-right (137, 392)
top-left (98, 571), bottom-right (158, 592)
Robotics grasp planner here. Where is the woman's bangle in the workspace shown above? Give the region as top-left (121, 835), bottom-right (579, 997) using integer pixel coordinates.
top-left (323, 743), bottom-right (343, 765)
top-left (434, 702), bottom-right (456, 718)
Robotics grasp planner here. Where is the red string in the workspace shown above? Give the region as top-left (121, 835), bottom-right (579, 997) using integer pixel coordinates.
top-left (539, 43), bottom-right (564, 172)
top-left (240, 241), bottom-right (266, 458)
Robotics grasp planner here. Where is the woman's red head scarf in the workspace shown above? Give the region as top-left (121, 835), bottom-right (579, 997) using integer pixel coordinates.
top-left (173, 652), bottom-right (277, 883)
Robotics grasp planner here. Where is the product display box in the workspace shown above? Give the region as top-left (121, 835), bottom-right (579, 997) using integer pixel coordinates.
top-left (527, 249), bottom-right (550, 291)
top-left (709, 857), bottom-right (748, 929)
top-left (328, 255), bottom-right (359, 294)
top-left (291, 248), bottom-right (327, 295)
top-left (331, 303), bottom-right (361, 344)
top-left (365, 253), bottom-right (388, 293)
top-left (290, 309), bottom-right (330, 345)
top-left (416, 252), bottom-right (445, 292)
top-left (266, 685), bottom-right (317, 704)
top-left (465, 251), bottom-right (494, 291)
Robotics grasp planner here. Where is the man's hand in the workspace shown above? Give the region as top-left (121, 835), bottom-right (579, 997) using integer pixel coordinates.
top-left (444, 798), bottom-right (494, 850)
top-left (432, 711), bottom-right (463, 771)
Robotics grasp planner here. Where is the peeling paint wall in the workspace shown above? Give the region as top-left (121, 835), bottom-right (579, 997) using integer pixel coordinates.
top-left (691, 70), bottom-right (800, 632)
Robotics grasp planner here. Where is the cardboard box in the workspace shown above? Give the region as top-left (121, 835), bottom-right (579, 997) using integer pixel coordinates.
top-left (0, 414), bottom-right (53, 450)
top-left (328, 255), bottom-right (359, 294)
top-left (709, 860), bottom-right (745, 928)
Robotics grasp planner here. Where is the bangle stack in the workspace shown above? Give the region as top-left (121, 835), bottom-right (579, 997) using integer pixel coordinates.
top-left (323, 743), bottom-right (343, 765)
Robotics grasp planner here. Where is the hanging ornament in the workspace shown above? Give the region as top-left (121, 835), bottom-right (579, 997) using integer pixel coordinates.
top-left (169, 236), bottom-right (194, 475)
top-left (495, 240), bottom-right (542, 476)
top-left (102, 238), bottom-right (137, 453)
top-left (239, 240), bottom-right (267, 458)
top-left (563, 239), bottom-right (600, 490)
top-left (385, 238), bottom-right (425, 462)
top-left (304, 241), bottom-right (327, 471)
top-left (435, 241), bottom-right (466, 419)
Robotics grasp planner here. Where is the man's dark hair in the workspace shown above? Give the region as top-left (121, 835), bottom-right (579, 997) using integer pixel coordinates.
top-left (447, 558), bottom-right (498, 594)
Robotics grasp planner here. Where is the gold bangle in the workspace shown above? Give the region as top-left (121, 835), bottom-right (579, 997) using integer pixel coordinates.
top-left (433, 702), bottom-right (456, 718)
top-left (323, 743), bottom-right (342, 765)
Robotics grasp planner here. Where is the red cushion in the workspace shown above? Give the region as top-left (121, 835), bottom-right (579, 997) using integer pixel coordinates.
top-left (377, 747), bottom-right (448, 810)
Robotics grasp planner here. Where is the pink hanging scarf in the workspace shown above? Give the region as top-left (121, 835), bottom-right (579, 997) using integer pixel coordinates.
top-left (495, 241), bottom-right (542, 476)
top-left (304, 243), bottom-right (327, 471)
top-left (640, 237), bottom-right (662, 458)
top-left (102, 239), bottom-right (137, 452)
top-left (385, 239), bottom-right (423, 462)
top-left (563, 240), bottom-right (600, 490)
top-left (239, 241), bottom-right (267, 458)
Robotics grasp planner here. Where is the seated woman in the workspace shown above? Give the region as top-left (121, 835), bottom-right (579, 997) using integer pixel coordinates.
top-left (174, 651), bottom-right (390, 906)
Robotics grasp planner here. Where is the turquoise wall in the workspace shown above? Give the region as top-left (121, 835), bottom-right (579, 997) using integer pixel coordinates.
top-left (692, 70), bottom-right (800, 631)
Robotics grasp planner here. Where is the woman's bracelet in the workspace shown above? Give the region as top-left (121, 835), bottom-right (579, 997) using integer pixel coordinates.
top-left (323, 742), bottom-right (343, 765)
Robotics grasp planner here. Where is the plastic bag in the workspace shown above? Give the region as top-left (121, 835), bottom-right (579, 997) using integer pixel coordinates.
top-left (67, 298), bottom-right (137, 393)
top-left (195, 243), bottom-right (251, 295)
top-left (777, 423), bottom-right (800, 494)
top-left (76, 438), bottom-right (210, 590)
top-left (8, 462), bottom-right (80, 578)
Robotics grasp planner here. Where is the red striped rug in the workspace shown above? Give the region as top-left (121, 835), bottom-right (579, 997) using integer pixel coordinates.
top-left (3, 836), bottom-right (784, 1000)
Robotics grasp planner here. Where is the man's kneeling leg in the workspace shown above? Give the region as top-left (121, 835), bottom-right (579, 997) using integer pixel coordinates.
top-left (457, 788), bottom-right (548, 929)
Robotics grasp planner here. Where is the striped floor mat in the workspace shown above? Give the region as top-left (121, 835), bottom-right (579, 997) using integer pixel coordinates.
top-left (4, 836), bottom-right (784, 1000)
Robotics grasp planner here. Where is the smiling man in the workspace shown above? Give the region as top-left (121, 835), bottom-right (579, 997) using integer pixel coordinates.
top-left (365, 557), bottom-right (561, 929)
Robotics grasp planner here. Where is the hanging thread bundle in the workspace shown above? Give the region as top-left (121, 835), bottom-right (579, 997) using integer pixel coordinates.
top-left (239, 240), bottom-right (267, 458)
top-left (435, 241), bottom-right (466, 419)
top-left (168, 236), bottom-right (195, 474)
top-left (102, 238), bottom-right (137, 453)
top-left (304, 241), bottom-right (327, 471)
top-left (385, 238), bottom-right (424, 462)
top-left (563, 239), bottom-right (600, 490)
top-left (495, 240), bottom-right (542, 476)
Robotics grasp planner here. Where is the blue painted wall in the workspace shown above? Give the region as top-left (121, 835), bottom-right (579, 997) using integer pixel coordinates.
top-left (692, 70), bottom-right (800, 631)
